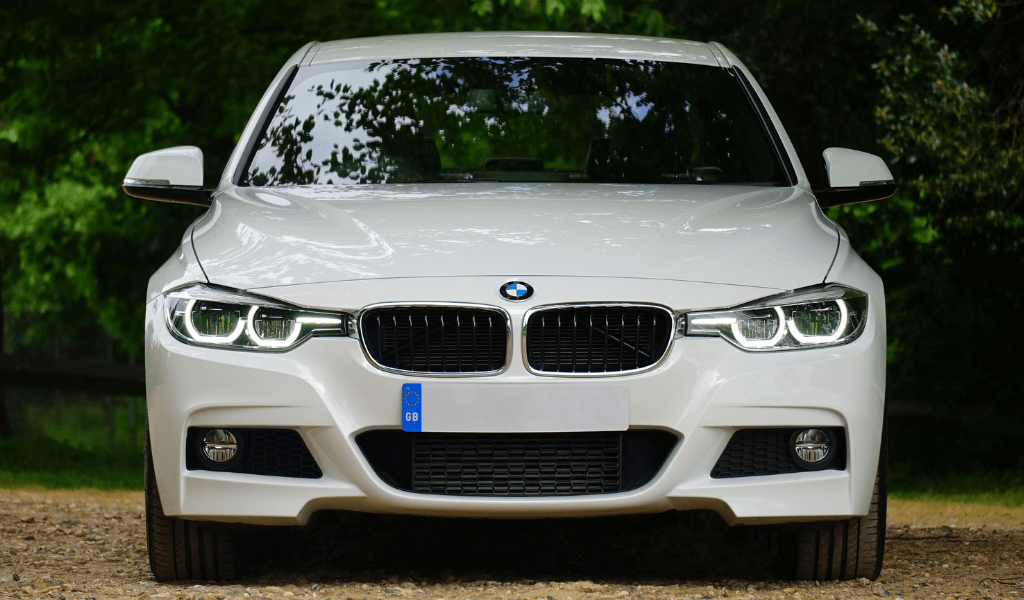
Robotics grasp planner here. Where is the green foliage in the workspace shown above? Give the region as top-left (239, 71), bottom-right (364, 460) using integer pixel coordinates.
top-left (11, 394), bottom-right (146, 451)
top-left (472, 0), bottom-right (606, 21)
top-left (838, 1), bottom-right (1024, 472)
top-left (861, 3), bottom-right (1020, 222)
top-left (0, 0), bottom-right (612, 357)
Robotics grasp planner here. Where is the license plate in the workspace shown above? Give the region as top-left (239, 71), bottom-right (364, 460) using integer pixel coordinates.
top-left (401, 382), bottom-right (628, 433)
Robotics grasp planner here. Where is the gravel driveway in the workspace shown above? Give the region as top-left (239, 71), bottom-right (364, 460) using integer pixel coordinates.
top-left (2, 490), bottom-right (1022, 600)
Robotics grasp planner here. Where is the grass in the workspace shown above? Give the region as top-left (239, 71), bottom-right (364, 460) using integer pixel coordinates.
top-left (1, 392), bottom-right (145, 489)
top-left (889, 471), bottom-right (1024, 509)
top-left (0, 435), bottom-right (144, 490)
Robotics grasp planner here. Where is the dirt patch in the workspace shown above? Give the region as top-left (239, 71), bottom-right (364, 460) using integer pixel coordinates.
top-left (2, 490), bottom-right (1023, 599)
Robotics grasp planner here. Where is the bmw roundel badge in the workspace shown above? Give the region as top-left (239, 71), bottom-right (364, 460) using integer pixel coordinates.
top-left (500, 281), bottom-right (534, 301)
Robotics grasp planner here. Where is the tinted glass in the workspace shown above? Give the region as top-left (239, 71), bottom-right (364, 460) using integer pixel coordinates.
top-left (243, 57), bottom-right (785, 186)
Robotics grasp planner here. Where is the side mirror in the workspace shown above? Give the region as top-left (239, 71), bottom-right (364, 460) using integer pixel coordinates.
top-left (816, 148), bottom-right (896, 208)
top-left (122, 146), bottom-right (213, 207)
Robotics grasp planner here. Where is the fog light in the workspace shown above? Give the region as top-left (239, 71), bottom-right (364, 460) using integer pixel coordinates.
top-left (791, 428), bottom-right (833, 469)
top-left (202, 429), bottom-right (239, 463)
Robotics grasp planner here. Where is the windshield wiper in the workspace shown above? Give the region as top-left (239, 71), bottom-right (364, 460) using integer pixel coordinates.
top-left (408, 179), bottom-right (501, 183)
top-left (669, 180), bottom-right (785, 186)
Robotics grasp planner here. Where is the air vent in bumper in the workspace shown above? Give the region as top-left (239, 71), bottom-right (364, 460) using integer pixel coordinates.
top-left (525, 305), bottom-right (674, 374)
top-left (711, 428), bottom-right (846, 478)
top-left (357, 430), bottom-right (678, 496)
top-left (360, 305), bottom-right (509, 375)
top-left (185, 428), bottom-right (323, 479)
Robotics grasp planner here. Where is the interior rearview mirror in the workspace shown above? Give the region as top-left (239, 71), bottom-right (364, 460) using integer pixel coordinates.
top-left (122, 146), bottom-right (213, 207)
top-left (816, 148), bottom-right (896, 208)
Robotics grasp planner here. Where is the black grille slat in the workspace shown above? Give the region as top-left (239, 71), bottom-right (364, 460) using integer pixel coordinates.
top-left (455, 311), bottom-right (463, 369)
top-left (362, 306), bottom-right (507, 373)
top-left (617, 313), bottom-right (625, 371)
top-left (556, 314), bottom-right (562, 371)
top-left (587, 313), bottom-right (594, 372)
top-left (439, 312), bottom-right (446, 371)
top-left (526, 306), bottom-right (672, 373)
top-left (413, 433), bottom-right (621, 496)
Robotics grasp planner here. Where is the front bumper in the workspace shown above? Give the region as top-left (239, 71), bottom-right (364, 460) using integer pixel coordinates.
top-left (145, 275), bottom-right (885, 526)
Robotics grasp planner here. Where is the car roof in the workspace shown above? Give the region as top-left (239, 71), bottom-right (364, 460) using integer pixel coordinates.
top-left (306, 31), bottom-right (723, 68)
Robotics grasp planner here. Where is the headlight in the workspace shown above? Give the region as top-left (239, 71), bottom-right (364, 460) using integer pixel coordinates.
top-left (683, 284), bottom-right (868, 351)
top-left (164, 284), bottom-right (352, 351)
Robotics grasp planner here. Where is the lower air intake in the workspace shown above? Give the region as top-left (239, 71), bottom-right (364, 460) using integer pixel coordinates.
top-left (186, 428), bottom-right (323, 479)
top-left (357, 430), bottom-right (678, 496)
top-left (415, 432), bottom-right (619, 496)
top-left (711, 428), bottom-right (846, 478)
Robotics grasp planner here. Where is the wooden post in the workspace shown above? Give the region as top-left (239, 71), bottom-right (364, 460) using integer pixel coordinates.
top-left (53, 336), bottom-right (62, 420)
top-left (129, 353), bottom-right (138, 444)
top-left (0, 263), bottom-right (12, 439)
top-left (130, 395), bottom-right (138, 445)
top-left (0, 381), bottom-right (8, 439)
top-left (106, 338), bottom-right (115, 440)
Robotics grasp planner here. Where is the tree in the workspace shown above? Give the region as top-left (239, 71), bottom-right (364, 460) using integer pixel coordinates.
top-left (839, 0), bottom-right (1024, 472)
top-left (0, 0), bottom-right (611, 358)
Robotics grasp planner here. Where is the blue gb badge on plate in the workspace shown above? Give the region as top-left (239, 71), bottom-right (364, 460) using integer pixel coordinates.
top-left (402, 383), bottom-right (422, 432)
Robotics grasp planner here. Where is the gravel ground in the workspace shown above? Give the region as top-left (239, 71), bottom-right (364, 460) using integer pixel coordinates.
top-left (2, 490), bottom-right (1023, 600)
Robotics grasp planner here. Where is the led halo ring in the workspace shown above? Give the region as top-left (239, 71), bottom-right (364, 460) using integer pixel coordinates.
top-left (787, 299), bottom-right (849, 345)
top-left (730, 306), bottom-right (786, 349)
top-left (183, 299), bottom-right (246, 344)
top-left (245, 305), bottom-right (302, 348)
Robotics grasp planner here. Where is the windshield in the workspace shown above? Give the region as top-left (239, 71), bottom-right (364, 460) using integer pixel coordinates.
top-left (242, 57), bottom-right (787, 186)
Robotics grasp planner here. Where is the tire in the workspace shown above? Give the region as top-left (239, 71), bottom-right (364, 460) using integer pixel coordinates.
top-left (145, 430), bottom-right (240, 581)
top-left (783, 437), bottom-right (887, 581)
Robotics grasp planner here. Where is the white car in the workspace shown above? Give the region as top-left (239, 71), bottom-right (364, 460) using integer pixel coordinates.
top-left (126, 32), bottom-right (894, 582)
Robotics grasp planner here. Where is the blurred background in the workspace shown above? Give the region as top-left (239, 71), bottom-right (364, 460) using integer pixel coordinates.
top-left (0, 0), bottom-right (1021, 497)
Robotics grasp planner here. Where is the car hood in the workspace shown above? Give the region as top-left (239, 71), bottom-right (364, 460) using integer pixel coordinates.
top-left (191, 183), bottom-right (838, 291)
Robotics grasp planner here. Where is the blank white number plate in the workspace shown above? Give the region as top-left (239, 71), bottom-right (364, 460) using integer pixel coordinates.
top-left (400, 382), bottom-right (628, 433)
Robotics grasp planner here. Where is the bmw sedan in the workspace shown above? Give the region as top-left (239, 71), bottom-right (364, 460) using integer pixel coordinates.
top-left (124, 32), bottom-right (895, 582)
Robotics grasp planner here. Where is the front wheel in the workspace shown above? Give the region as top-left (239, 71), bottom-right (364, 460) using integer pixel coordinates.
top-left (145, 430), bottom-right (241, 581)
top-left (782, 441), bottom-right (887, 581)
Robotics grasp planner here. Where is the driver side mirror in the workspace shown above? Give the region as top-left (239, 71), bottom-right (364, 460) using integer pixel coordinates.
top-left (122, 146), bottom-right (213, 207)
top-left (816, 148), bottom-right (896, 209)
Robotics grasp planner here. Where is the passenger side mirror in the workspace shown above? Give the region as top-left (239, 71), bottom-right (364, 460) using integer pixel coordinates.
top-left (122, 146), bottom-right (213, 207)
top-left (815, 148), bottom-right (896, 208)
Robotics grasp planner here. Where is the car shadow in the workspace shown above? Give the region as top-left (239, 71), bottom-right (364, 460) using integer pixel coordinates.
top-left (239, 510), bottom-right (783, 585)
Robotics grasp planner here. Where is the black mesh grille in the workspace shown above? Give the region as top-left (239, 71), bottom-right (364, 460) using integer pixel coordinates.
top-left (361, 306), bottom-right (508, 374)
top-left (356, 430), bottom-right (678, 497)
top-left (413, 432), bottom-right (620, 496)
top-left (525, 305), bottom-right (673, 373)
top-left (186, 428), bottom-right (323, 479)
top-left (711, 428), bottom-right (845, 478)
